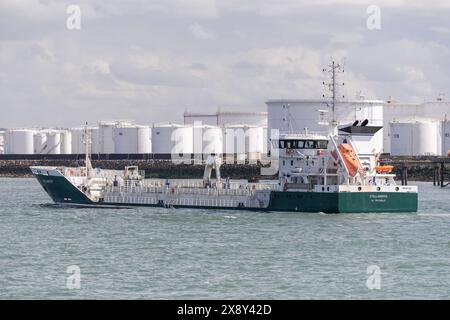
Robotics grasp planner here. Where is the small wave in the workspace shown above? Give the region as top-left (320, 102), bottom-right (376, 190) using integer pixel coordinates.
top-left (418, 213), bottom-right (450, 217)
top-left (34, 203), bottom-right (131, 210)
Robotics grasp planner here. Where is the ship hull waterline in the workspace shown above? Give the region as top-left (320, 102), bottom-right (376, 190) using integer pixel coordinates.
top-left (34, 172), bottom-right (418, 214)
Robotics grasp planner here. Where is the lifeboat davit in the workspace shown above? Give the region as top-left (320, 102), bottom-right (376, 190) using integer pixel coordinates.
top-left (332, 143), bottom-right (365, 177)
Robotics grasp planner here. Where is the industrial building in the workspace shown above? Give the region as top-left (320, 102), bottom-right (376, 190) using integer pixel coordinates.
top-left (184, 110), bottom-right (267, 126)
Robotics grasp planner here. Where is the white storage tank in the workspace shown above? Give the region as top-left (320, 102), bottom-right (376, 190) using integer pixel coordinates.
top-left (152, 124), bottom-right (194, 155)
top-left (33, 131), bottom-right (47, 154)
top-left (70, 127), bottom-right (84, 154)
top-left (137, 126), bottom-right (152, 154)
top-left (262, 126), bottom-right (269, 155)
top-left (390, 119), bottom-right (441, 156)
top-left (202, 125), bottom-right (223, 155)
top-left (184, 111), bottom-right (268, 127)
top-left (218, 111), bottom-right (267, 126)
top-left (0, 131), bottom-right (5, 154)
top-left (98, 121), bottom-right (134, 154)
top-left (223, 125), bottom-right (246, 159)
top-left (222, 125), bottom-right (263, 161)
top-left (5, 129), bottom-right (35, 154)
top-left (71, 127), bottom-right (98, 154)
top-left (246, 126), bottom-right (264, 160)
top-left (60, 130), bottom-right (72, 154)
top-left (113, 125), bottom-right (151, 154)
top-left (90, 127), bottom-right (100, 154)
top-left (45, 130), bottom-right (61, 154)
top-left (442, 120), bottom-right (450, 156)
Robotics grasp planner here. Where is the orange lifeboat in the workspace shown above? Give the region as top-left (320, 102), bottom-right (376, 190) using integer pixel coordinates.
top-left (332, 143), bottom-right (365, 177)
top-left (375, 165), bottom-right (394, 174)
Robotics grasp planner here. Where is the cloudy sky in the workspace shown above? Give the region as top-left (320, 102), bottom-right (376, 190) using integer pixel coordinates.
top-left (1, 0), bottom-right (450, 127)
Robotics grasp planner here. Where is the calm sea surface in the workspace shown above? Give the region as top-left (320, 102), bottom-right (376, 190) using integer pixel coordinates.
top-left (0, 178), bottom-right (449, 299)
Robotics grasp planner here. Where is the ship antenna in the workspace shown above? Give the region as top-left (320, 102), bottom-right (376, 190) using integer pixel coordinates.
top-left (322, 59), bottom-right (345, 134)
top-left (83, 122), bottom-right (92, 177)
top-left (286, 103), bottom-right (293, 132)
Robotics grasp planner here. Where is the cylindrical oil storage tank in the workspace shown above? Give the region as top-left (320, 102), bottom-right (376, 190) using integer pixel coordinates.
top-left (217, 111), bottom-right (268, 126)
top-left (33, 131), bottom-right (47, 154)
top-left (262, 126), bottom-right (268, 155)
top-left (152, 124), bottom-right (194, 155)
top-left (442, 120), bottom-right (450, 156)
top-left (113, 125), bottom-right (151, 154)
top-left (45, 130), bottom-right (61, 154)
top-left (70, 127), bottom-right (84, 154)
top-left (246, 126), bottom-right (264, 161)
top-left (390, 119), bottom-right (441, 156)
top-left (137, 126), bottom-right (151, 153)
top-left (223, 125), bottom-right (264, 161)
top-left (90, 127), bottom-right (100, 154)
top-left (113, 125), bottom-right (138, 154)
top-left (0, 131), bottom-right (5, 154)
top-left (98, 121), bottom-right (121, 154)
top-left (5, 129), bottom-right (35, 154)
top-left (70, 127), bottom-right (98, 154)
top-left (202, 125), bottom-right (223, 155)
top-left (60, 130), bottom-right (72, 154)
top-left (223, 125), bottom-right (246, 162)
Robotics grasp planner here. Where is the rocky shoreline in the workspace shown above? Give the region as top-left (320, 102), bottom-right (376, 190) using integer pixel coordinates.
top-left (0, 159), bottom-right (271, 180)
top-left (1, 158), bottom-right (449, 182)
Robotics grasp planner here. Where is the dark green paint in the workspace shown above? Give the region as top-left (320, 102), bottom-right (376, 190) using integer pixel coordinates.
top-left (34, 173), bottom-right (418, 213)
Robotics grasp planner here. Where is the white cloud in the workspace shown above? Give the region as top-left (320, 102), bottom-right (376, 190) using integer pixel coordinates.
top-left (189, 23), bottom-right (216, 39)
top-left (0, 0), bottom-right (449, 127)
top-left (430, 26), bottom-right (450, 34)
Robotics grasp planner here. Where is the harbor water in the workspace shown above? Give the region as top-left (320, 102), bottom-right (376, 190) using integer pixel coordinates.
top-left (0, 178), bottom-right (449, 299)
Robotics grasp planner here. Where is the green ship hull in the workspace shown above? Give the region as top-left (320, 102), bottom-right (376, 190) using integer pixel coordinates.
top-left (35, 172), bottom-right (418, 214)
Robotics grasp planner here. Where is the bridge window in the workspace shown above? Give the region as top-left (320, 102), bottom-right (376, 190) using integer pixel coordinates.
top-left (317, 140), bottom-right (328, 149)
top-left (278, 139), bottom-right (328, 149)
